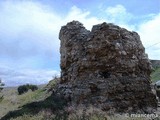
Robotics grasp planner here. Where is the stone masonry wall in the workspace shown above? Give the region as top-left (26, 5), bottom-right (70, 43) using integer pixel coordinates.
top-left (58, 21), bottom-right (157, 113)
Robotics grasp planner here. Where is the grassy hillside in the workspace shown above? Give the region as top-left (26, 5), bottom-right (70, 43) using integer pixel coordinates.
top-left (151, 67), bottom-right (160, 83)
top-left (0, 86), bottom-right (52, 119)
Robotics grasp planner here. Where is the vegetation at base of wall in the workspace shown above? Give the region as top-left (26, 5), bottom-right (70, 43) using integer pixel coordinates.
top-left (3, 105), bottom-right (155, 120)
top-left (44, 77), bottom-right (60, 92)
top-left (17, 84), bottom-right (38, 95)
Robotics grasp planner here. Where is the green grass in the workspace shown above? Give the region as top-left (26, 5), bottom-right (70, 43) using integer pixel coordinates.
top-left (0, 86), bottom-right (50, 119)
top-left (0, 79), bottom-right (68, 120)
top-left (0, 92), bottom-right (67, 120)
top-left (151, 67), bottom-right (160, 83)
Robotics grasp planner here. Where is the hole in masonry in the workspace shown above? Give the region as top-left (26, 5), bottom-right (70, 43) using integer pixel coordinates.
top-left (99, 71), bottom-right (111, 78)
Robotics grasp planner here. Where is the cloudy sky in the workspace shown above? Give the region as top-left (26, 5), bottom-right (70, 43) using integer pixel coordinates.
top-left (0, 0), bottom-right (160, 86)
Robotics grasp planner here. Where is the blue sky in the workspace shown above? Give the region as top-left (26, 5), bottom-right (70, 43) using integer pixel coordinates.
top-left (0, 0), bottom-right (160, 86)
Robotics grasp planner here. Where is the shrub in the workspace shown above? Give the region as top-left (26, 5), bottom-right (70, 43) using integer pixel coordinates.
top-left (0, 79), bottom-right (4, 92)
top-left (18, 84), bottom-right (38, 95)
top-left (28, 84), bottom-right (38, 91)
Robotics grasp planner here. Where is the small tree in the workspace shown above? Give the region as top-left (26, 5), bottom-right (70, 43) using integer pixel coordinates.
top-left (17, 84), bottom-right (38, 95)
top-left (17, 85), bottom-right (28, 95)
top-left (28, 84), bottom-right (38, 91)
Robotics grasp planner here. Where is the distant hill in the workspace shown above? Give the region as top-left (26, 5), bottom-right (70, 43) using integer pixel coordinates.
top-left (150, 60), bottom-right (160, 68)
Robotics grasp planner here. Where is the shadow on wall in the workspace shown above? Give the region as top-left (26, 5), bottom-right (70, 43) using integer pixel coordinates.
top-left (0, 93), bottom-right (67, 120)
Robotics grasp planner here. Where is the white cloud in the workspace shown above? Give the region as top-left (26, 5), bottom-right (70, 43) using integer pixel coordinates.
top-left (0, 65), bottom-right (59, 86)
top-left (138, 14), bottom-right (160, 59)
top-left (0, 1), bottom-right (103, 60)
top-left (65, 6), bottom-right (104, 30)
top-left (0, 1), bottom-right (61, 58)
top-left (105, 5), bottom-right (133, 25)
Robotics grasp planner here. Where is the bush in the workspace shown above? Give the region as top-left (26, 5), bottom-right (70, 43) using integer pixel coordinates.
top-left (18, 84), bottom-right (38, 95)
top-left (0, 79), bottom-right (4, 92)
top-left (28, 84), bottom-right (38, 91)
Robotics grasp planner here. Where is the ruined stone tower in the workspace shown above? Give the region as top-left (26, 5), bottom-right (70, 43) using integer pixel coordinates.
top-left (58, 21), bottom-right (157, 113)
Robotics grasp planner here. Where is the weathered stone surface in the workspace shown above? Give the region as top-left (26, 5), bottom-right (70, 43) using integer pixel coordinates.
top-left (58, 21), bottom-right (157, 113)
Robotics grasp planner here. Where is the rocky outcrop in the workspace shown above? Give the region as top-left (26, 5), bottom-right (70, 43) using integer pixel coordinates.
top-left (58, 21), bottom-right (157, 113)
